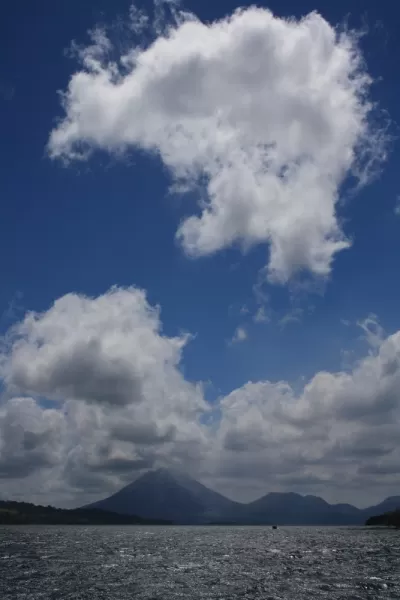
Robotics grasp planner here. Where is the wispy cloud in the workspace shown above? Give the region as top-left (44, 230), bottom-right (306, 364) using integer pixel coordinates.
top-left (253, 306), bottom-right (270, 324)
top-left (394, 195), bottom-right (400, 216)
top-left (279, 307), bottom-right (304, 328)
top-left (229, 326), bottom-right (248, 345)
top-left (357, 313), bottom-right (385, 349)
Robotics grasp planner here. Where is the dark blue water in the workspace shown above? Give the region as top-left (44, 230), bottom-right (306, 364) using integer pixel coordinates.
top-left (1, 525), bottom-right (399, 599)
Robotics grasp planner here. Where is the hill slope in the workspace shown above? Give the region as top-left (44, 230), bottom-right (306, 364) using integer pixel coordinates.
top-left (0, 500), bottom-right (170, 525)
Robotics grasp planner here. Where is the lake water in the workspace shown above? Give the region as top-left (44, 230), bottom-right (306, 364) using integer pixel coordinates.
top-left (1, 525), bottom-right (399, 599)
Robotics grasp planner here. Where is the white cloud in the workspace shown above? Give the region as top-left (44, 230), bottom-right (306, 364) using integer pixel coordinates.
top-left (253, 306), bottom-right (270, 324)
top-left (278, 306), bottom-right (304, 328)
top-left (213, 323), bottom-right (400, 503)
top-left (1, 289), bottom-right (400, 506)
top-left (230, 326), bottom-right (248, 344)
top-left (357, 313), bottom-right (385, 349)
top-left (1, 287), bottom-right (200, 409)
top-left (0, 287), bottom-right (209, 504)
top-left (48, 4), bottom-right (387, 285)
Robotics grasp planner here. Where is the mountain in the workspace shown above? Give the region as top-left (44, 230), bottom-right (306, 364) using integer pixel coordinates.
top-left (0, 500), bottom-right (170, 525)
top-left (361, 496), bottom-right (400, 519)
top-left (242, 493), bottom-right (400, 526)
top-left (241, 492), bottom-right (364, 525)
top-left (85, 469), bottom-right (400, 525)
top-left (87, 468), bottom-right (242, 524)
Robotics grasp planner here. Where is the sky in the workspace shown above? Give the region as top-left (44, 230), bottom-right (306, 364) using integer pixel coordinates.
top-left (1, 0), bottom-right (400, 508)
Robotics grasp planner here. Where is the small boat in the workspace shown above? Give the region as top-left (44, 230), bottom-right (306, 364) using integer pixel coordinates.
top-left (272, 525), bottom-right (278, 529)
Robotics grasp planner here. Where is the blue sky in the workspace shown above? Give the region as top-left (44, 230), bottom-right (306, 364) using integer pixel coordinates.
top-left (1, 0), bottom-right (400, 506)
top-left (2, 0), bottom-right (400, 393)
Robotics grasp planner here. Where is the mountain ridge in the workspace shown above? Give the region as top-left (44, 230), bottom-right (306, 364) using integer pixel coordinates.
top-left (85, 468), bottom-right (400, 525)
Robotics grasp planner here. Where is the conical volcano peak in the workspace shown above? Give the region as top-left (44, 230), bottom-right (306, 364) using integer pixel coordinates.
top-left (86, 466), bottom-right (241, 523)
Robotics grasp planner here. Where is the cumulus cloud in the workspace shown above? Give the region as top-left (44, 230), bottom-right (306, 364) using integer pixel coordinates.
top-left (1, 287), bottom-right (192, 408)
top-left (0, 287), bottom-right (208, 504)
top-left (0, 397), bottom-right (65, 478)
top-left (1, 288), bottom-right (400, 506)
top-left (48, 4), bottom-right (386, 284)
top-left (214, 325), bottom-right (400, 502)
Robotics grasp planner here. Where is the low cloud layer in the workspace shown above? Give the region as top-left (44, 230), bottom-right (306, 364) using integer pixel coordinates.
top-left (48, 4), bottom-right (386, 283)
top-left (1, 288), bottom-right (400, 507)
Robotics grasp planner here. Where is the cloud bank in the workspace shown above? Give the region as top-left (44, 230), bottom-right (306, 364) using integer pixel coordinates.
top-left (48, 4), bottom-right (386, 283)
top-left (1, 287), bottom-right (400, 506)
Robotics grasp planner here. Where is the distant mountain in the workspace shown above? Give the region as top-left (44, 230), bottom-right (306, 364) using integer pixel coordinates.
top-left (240, 492), bottom-right (365, 525)
top-left (87, 468), bottom-right (242, 524)
top-left (0, 500), bottom-right (170, 525)
top-left (331, 502), bottom-right (362, 517)
top-left (242, 493), bottom-right (400, 526)
top-left (85, 469), bottom-right (400, 526)
top-left (361, 496), bottom-right (400, 519)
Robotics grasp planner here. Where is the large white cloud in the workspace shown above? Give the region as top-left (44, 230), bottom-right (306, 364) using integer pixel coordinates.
top-left (1, 288), bottom-right (400, 506)
top-left (48, 5), bottom-right (386, 283)
top-left (0, 287), bottom-right (209, 504)
top-left (212, 327), bottom-right (400, 503)
top-left (1, 287), bottom-right (198, 408)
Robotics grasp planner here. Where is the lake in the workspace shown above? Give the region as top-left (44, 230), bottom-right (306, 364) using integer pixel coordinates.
top-left (1, 525), bottom-right (399, 599)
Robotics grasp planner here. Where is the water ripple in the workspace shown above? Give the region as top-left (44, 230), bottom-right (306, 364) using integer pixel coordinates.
top-left (0, 526), bottom-right (399, 599)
